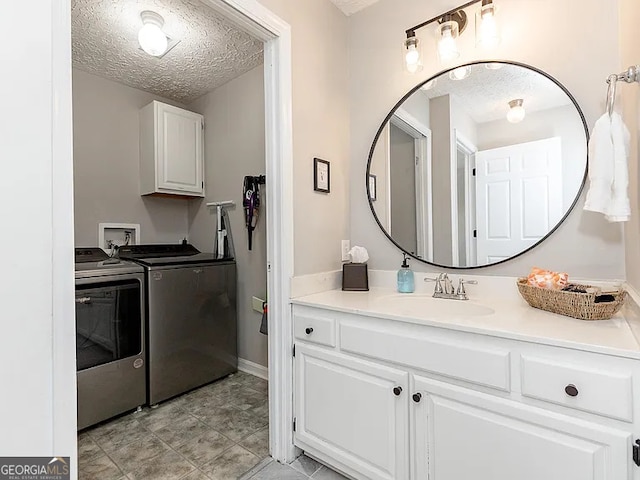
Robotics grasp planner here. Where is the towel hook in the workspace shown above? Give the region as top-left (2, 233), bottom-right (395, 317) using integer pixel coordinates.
top-left (606, 74), bottom-right (618, 117)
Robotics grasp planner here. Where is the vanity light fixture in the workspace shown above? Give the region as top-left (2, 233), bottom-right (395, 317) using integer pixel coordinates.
top-left (138, 10), bottom-right (168, 57)
top-left (404, 33), bottom-right (423, 73)
top-left (404, 0), bottom-right (501, 72)
top-left (437, 19), bottom-right (461, 63)
top-left (476, 0), bottom-right (501, 48)
top-left (507, 99), bottom-right (525, 123)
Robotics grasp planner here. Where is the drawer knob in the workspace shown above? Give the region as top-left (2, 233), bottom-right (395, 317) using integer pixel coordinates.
top-left (565, 384), bottom-right (579, 397)
top-left (393, 386), bottom-right (403, 396)
top-left (305, 327), bottom-right (314, 335)
top-left (412, 392), bottom-right (422, 403)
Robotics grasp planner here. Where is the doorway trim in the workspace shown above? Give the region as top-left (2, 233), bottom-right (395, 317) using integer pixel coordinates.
top-left (391, 109), bottom-right (433, 261)
top-left (52, 0), bottom-right (297, 471)
top-left (188, 0), bottom-right (296, 463)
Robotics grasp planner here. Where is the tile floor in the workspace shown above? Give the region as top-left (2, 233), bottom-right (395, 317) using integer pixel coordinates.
top-left (78, 371), bottom-right (348, 480)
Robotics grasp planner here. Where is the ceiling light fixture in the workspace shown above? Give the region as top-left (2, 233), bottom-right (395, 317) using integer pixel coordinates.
top-left (507, 99), bottom-right (525, 123)
top-left (138, 10), bottom-right (168, 57)
top-left (403, 0), bottom-right (501, 73)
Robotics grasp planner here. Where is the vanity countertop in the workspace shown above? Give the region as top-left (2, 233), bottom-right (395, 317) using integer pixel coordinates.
top-left (291, 287), bottom-right (640, 360)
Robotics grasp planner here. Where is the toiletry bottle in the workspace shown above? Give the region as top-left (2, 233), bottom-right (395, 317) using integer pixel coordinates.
top-left (397, 254), bottom-right (415, 293)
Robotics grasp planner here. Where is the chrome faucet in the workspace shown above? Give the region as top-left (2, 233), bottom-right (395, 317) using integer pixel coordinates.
top-left (424, 274), bottom-right (477, 300)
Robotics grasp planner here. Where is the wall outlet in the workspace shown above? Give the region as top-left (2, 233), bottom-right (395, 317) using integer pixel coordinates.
top-left (251, 296), bottom-right (265, 313)
top-left (341, 240), bottom-right (351, 262)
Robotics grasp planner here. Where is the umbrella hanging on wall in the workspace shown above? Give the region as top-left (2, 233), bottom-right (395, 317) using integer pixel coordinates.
top-left (243, 175), bottom-right (266, 250)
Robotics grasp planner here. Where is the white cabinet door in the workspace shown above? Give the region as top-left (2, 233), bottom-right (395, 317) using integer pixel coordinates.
top-left (156, 102), bottom-right (204, 195)
top-left (294, 344), bottom-right (410, 480)
top-left (412, 375), bottom-right (631, 480)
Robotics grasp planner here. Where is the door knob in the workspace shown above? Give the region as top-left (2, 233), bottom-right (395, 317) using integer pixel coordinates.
top-left (393, 386), bottom-right (403, 396)
top-left (565, 384), bottom-right (579, 397)
top-left (305, 327), bottom-right (314, 335)
top-left (412, 392), bottom-right (422, 403)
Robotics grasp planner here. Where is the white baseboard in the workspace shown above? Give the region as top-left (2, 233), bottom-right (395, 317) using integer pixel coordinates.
top-left (238, 357), bottom-right (269, 380)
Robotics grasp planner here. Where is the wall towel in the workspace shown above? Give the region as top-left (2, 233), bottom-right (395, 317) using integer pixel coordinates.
top-left (583, 112), bottom-right (630, 222)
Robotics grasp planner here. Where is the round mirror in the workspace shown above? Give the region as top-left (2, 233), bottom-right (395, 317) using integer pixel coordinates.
top-left (366, 61), bottom-right (588, 269)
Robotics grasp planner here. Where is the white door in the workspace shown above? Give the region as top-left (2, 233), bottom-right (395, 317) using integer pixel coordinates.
top-left (475, 137), bottom-right (562, 264)
top-left (412, 375), bottom-right (631, 480)
top-left (294, 344), bottom-right (410, 480)
top-left (156, 102), bottom-right (204, 195)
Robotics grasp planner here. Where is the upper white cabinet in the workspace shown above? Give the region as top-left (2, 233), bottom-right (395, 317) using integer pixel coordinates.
top-left (139, 101), bottom-right (204, 197)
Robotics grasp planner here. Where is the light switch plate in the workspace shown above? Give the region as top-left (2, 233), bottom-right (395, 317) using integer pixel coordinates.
top-left (341, 240), bottom-right (351, 262)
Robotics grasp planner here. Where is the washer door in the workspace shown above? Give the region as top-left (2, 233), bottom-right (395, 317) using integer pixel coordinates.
top-left (75, 279), bottom-right (142, 370)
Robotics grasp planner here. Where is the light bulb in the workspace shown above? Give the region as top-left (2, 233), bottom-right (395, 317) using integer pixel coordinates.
top-left (507, 99), bottom-right (525, 123)
top-left (138, 11), bottom-right (168, 57)
top-left (449, 66), bottom-right (471, 80)
top-left (437, 23), bottom-right (460, 63)
top-left (476, 2), bottom-right (501, 48)
top-left (405, 44), bottom-right (420, 67)
top-left (403, 35), bottom-right (422, 73)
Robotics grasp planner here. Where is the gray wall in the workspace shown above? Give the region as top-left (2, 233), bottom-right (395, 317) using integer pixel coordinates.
top-left (73, 69), bottom-right (190, 247)
top-left (188, 66), bottom-right (268, 368)
top-left (430, 95), bottom-right (453, 265)
top-left (390, 124), bottom-right (417, 254)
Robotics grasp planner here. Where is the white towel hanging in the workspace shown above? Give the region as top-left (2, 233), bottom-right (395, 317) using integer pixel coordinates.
top-left (583, 112), bottom-right (630, 222)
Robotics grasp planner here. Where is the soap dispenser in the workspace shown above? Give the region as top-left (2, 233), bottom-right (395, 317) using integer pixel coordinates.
top-left (397, 253), bottom-right (415, 293)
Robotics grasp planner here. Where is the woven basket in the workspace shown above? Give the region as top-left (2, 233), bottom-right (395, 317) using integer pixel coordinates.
top-left (516, 278), bottom-right (626, 320)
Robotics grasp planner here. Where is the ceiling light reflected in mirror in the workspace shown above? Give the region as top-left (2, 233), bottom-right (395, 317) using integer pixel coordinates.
top-left (507, 98), bottom-right (525, 123)
top-left (450, 65), bottom-right (471, 80)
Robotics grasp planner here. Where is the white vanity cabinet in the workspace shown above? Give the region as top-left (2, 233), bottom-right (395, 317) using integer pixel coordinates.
top-left (139, 101), bottom-right (205, 197)
top-left (412, 375), bottom-right (630, 480)
top-left (294, 344), bottom-right (410, 480)
top-left (292, 304), bottom-right (640, 480)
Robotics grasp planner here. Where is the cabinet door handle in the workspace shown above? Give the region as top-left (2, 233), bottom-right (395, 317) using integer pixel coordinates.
top-left (565, 384), bottom-right (579, 397)
top-left (412, 392), bottom-right (422, 403)
top-left (305, 327), bottom-right (314, 335)
top-left (393, 386), bottom-right (403, 396)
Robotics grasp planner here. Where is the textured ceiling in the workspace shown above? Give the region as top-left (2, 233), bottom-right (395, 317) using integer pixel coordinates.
top-left (419, 63), bottom-right (573, 124)
top-left (72, 0), bottom-right (263, 103)
top-left (329, 0), bottom-right (382, 16)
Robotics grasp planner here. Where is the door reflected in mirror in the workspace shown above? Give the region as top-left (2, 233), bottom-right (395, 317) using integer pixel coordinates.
top-left (367, 61), bottom-right (588, 269)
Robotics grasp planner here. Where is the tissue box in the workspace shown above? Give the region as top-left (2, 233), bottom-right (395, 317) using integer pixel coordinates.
top-left (342, 263), bottom-right (369, 291)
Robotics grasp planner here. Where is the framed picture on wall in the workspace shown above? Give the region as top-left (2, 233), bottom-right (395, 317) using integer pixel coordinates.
top-left (313, 158), bottom-right (330, 193)
top-left (368, 174), bottom-right (377, 201)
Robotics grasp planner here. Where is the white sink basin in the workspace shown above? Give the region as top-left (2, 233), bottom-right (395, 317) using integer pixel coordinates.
top-left (374, 294), bottom-right (495, 317)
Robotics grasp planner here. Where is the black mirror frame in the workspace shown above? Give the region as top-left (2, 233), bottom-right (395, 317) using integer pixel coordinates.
top-left (365, 60), bottom-right (589, 270)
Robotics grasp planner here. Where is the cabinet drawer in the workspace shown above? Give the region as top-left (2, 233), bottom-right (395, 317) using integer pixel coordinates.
top-left (294, 314), bottom-right (336, 347)
top-left (340, 322), bottom-right (510, 391)
top-left (520, 355), bottom-right (633, 422)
